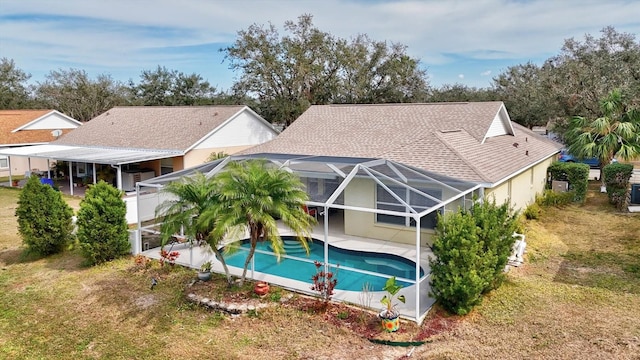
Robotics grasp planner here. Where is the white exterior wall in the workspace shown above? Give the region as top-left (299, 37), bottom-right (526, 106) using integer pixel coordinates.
top-left (193, 112), bottom-right (277, 150)
top-left (485, 156), bottom-right (555, 213)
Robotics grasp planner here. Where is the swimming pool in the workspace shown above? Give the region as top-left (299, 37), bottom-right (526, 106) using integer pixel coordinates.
top-left (221, 236), bottom-right (424, 291)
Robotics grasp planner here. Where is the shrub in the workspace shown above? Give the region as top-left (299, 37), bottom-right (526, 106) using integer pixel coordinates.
top-left (471, 198), bottom-right (519, 292)
top-left (430, 198), bottom-right (519, 315)
top-left (547, 162), bottom-right (590, 202)
top-left (15, 175), bottom-right (74, 256)
top-left (76, 181), bottom-right (130, 265)
top-left (603, 163), bottom-right (634, 211)
top-left (536, 189), bottom-right (575, 207)
top-left (429, 211), bottom-right (486, 315)
top-left (523, 202), bottom-right (541, 220)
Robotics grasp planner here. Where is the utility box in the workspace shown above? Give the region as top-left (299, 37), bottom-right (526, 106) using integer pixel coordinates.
top-left (552, 180), bottom-right (569, 193)
top-left (631, 184), bottom-right (640, 204)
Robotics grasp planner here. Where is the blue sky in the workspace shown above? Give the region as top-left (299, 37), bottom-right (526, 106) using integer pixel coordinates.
top-left (1, 0), bottom-right (639, 91)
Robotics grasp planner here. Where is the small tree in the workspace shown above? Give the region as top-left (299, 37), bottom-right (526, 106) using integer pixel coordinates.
top-left (430, 211), bottom-right (486, 315)
top-left (471, 198), bottom-right (519, 292)
top-left (76, 181), bottom-right (130, 265)
top-left (430, 198), bottom-right (519, 315)
top-left (15, 176), bottom-right (74, 256)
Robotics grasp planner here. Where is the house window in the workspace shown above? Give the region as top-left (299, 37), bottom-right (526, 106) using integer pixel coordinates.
top-left (376, 184), bottom-right (442, 229)
top-left (160, 158), bottom-right (173, 175)
top-left (0, 156), bottom-right (7, 169)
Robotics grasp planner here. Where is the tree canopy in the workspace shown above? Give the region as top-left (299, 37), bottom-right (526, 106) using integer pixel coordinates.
top-left (0, 57), bottom-right (33, 109)
top-left (129, 66), bottom-right (222, 106)
top-left (222, 14), bottom-right (429, 126)
top-left (34, 68), bottom-right (128, 121)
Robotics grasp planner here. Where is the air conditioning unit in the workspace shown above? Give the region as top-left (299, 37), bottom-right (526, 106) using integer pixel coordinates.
top-left (551, 180), bottom-right (569, 193)
top-left (122, 170), bottom-right (156, 192)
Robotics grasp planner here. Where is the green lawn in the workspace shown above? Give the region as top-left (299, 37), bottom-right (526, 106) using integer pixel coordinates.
top-left (1, 186), bottom-right (639, 359)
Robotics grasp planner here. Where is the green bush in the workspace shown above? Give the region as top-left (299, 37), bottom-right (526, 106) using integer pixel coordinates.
top-left (547, 162), bottom-right (590, 202)
top-left (430, 198), bottom-right (519, 315)
top-left (429, 212), bottom-right (486, 315)
top-left (536, 189), bottom-right (575, 207)
top-left (603, 163), bottom-right (633, 211)
top-left (523, 202), bottom-right (541, 220)
top-left (76, 181), bottom-right (131, 265)
top-left (15, 175), bottom-right (74, 256)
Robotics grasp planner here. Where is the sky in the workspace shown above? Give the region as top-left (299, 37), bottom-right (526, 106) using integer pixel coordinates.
top-left (1, 0), bottom-right (639, 91)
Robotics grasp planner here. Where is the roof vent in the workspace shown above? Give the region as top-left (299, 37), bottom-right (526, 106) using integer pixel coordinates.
top-left (440, 129), bottom-right (462, 133)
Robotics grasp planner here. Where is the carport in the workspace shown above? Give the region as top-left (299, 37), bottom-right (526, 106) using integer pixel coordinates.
top-left (0, 144), bottom-right (181, 195)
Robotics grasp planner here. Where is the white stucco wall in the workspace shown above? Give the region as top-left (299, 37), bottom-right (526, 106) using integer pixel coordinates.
top-left (485, 157), bottom-right (555, 212)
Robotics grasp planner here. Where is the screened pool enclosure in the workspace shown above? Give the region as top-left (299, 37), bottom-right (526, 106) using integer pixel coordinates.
top-left (134, 153), bottom-right (482, 324)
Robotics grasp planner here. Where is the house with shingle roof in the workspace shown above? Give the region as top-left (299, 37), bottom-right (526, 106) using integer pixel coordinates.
top-left (0, 106), bottom-right (278, 195)
top-left (243, 102), bottom-right (562, 244)
top-left (0, 109), bottom-right (81, 179)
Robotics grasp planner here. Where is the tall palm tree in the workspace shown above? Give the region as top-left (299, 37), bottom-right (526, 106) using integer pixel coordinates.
top-left (155, 172), bottom-right (232, 283)
top-left (567, 89), bottom-right (640, 183)
top-left (204, 159), bottom-right (317, 286)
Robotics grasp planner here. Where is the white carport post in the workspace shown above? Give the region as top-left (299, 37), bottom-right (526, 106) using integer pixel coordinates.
top-left (7, 157), bottom-right (13, 187)
top-left (68, 162), bottom-right (74, 196)
top-left (115, 165), bottom-right (122, 190)
top-left (47, 159), bottom-right (51, 178)
top-left (415, 215), bottom-right (421, 323)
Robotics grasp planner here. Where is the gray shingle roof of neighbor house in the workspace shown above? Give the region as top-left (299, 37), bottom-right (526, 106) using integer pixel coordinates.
top-left (54, 105), bottom-right (248, 151)
top-left (243, 102), bottom-right (563, 184)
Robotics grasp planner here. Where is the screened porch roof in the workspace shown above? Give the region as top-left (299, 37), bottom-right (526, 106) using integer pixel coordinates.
top-left (139, 153), bottom-right (482, 218)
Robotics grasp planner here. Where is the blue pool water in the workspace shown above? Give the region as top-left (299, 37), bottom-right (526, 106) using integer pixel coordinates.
top-left (221, 236), bottom-right (424, 291)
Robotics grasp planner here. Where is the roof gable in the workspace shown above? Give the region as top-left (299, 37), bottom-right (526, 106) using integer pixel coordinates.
top-left (54, 105), bottom-right (266, 152)
top-left (243, 102), bottom-right (562, 183)
top-left (482, 104), bottom-right (515, 143)
top-left (1, 110), bottom-right (80, 146)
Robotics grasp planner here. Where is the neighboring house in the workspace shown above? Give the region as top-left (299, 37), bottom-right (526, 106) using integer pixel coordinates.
top-left (0, 106), bottom-right (279, 193)
top-left (0, 110), bottom-right (81, 179)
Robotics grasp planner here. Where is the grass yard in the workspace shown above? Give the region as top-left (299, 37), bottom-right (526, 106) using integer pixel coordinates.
top-left (0, 184), bottom-right (639, 359)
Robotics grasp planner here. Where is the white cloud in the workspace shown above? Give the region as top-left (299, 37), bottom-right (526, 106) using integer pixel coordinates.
top-left (1, 0), bottom-right (639, 86)
top-left (458, 74), bottom-right (465, 79)
top-left (480, 70), bottom-right (492, 76)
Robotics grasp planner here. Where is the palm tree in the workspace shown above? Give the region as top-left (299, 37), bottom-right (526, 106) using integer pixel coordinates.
top-left (204, 159), bottom-right (317, 286)
top-left (155, 172), bottom-right (232, 283)
top-left (566, 89), bottom-right (640, 183)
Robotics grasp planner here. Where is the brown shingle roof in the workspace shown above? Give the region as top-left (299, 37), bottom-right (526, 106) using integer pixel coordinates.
top-left (0, 110), bottom-right (74, 145)
top-left (243, 102), bottom-right (562, 184)
top-left (55, 106), bottom-right (247, 151)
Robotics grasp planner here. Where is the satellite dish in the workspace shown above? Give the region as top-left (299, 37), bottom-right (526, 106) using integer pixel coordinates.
top-left (51, 129), bottom-right (63, 138)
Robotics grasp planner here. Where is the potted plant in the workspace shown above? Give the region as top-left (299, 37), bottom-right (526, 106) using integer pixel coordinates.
top-left (379, 276), bottom-right (406, 332)
top-left (197, 261), bottom-right (212, 281)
